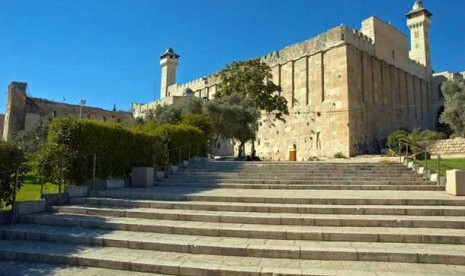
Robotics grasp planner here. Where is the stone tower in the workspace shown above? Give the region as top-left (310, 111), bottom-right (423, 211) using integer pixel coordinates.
top-left (3, 82), bottom-right (27, 141)
top-left (159, 48), bottom-right (180, 99)
top-left (406, 0), bottom-right (432, 73)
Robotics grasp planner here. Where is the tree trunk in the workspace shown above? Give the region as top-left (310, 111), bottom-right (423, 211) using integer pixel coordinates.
top-left (238, 142), bottom-right (245, 159)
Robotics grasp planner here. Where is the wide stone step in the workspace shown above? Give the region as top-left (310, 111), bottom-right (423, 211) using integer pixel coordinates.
top-left (180, 170), bottom-right (417, 176)
top-left (3, 224), bottom-right (465, 266)
top-left (164, 175), bottom-right (424, 185)
top-left (71, 197), bottom-right (465, 216)
top-left (0, 260), bottom-right (157, 276)
top-left (93, 188), bottom-right (465, 206)
top-left (50, 205), bottom-right (465, 229)
top-left (20, 213), bottom-right (465, 244)
top-left (157, 183), bottom-right (441, 191)
top-left (2, 239), bottom-right (465, 275)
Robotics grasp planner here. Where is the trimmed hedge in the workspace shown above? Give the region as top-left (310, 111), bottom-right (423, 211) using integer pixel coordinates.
top-left (39, 117), bottom-right (162, 185)
top-left (0, 141), bottom-right (26, 207)
top-left (39, 117), bottom-right (207, 185)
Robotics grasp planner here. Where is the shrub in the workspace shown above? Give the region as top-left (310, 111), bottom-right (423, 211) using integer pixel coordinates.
top-left (386, 129), bottom-right (412, 154)
top-left (410, 128), bottom-right (447, 142)
top-left (334, 152), bottom-right (346, 159)
top-left (0, 141), bottom-right (26, 207)
top-left (39, 117), bottom-right (162, 185)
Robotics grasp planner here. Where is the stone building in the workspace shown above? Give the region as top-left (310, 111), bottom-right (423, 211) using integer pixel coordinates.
top-left (0, 114), bottom-right (4, 139)
top-left (134, 1), bottom-right (456, 160)
top-left (2, 82), bottom-right (133, 142)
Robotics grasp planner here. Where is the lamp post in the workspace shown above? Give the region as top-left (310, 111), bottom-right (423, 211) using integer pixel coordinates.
top-left (79, 99), bottom-right (86, 119)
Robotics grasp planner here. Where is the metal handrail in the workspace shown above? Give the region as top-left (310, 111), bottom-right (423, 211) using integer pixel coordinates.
top-left (396, 141), bottom-right (441, 186)
top-left (155, 141), bottom-right (205, 168)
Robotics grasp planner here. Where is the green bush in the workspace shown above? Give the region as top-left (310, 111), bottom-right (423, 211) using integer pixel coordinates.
top-left (39, 117), bottom-right (162, 185)
top-left (386, 129), bottom-right (411, 153)
top-left (410, 128), bottom-right (447, 142)
top-left (386, 128), bottom-right (447, 155)
top-left (334, 152), bottom-right (346, 159)
top-left (0, 141), bottom-right (26, 207)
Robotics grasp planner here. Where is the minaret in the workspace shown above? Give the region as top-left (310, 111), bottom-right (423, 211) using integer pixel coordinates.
top-left (159, 48), bottom-right (179, 99)
top-left (406, 0), bottom-right (432, 73)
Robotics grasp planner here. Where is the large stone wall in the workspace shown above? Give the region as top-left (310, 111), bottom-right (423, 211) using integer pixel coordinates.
top-left (420, 138), bottom-right (465, 156)
top-left (3, 82), bottom-right (133, 141)
top-left (347, 44), bottom-right (433, 155)
top-left (0, 114), bottom-right (4, 139)
top-left (136, 11), bottom-right (441, 159)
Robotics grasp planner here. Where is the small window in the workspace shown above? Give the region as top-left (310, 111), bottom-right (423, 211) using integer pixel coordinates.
top-left (102, 116), bottom-right (107, 122)
top-left (51, 110), bottom-right (57, 117)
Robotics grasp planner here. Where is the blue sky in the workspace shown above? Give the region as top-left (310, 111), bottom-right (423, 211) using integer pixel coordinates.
top-left (1, 0), bottom-right (464, 113)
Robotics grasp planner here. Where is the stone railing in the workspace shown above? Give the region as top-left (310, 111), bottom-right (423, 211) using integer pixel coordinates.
top-left (419, 138), bottom-right (465, 156)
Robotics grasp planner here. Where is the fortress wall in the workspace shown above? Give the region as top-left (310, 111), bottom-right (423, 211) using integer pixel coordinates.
top-left (143, 19), bottom-right (433, 159)
top-left (167, 74), bottom-right (221, 99)
top-left (347, 45), bottom-right (431, 155)
top-left (0, 114), bottom-right (4, 139)
top-left (361, 17), bottom-right (410, 72)
top-left (254, 44), bottom-right (350, 160)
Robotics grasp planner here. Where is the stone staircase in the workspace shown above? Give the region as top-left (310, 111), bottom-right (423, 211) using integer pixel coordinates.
top-left (2, 160), bottom-right (465, 275)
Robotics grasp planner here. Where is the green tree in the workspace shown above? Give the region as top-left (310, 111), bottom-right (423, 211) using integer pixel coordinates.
top-left (150, 97), bottom-right (204, 124)
top-left (210, 58), bottom-right (288, 157)
top-left (440, 80), bottom-right (465, 137)
top-left (13, 115), bottom-right (52, 153)
top-left (206, 94), bottom-right (260, 157)
top-left (0, 141), bottom-right (26, 208)
top-left (180, 114), bottom-right (215, 138)
top-left (217, 58), bottom-right (288, 121)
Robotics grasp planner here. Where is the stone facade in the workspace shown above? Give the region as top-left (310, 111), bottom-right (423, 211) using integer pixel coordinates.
top-left (420, 138), bottom-right (465, 156)
top-left (134, 1), bottom-right (452, 160)
top-left (2, 82), bottom-right (133, 142)
top-left (0, 114), bottom-right (4, 139)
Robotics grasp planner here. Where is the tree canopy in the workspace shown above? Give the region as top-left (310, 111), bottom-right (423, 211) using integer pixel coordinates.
top-left (209, 58), bottom-right (288, 157)
top-left (439, 80), bottom-right (465, 137)
top-left (216, 58), bottom-right (288, 121)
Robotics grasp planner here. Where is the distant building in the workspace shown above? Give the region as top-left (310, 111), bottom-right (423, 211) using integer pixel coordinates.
top-left (2, 82), bottom-right (132, 142)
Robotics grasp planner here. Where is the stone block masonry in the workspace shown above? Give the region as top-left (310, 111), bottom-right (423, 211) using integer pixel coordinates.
top-left (134, 1), bottom-right (447, 160)
top-left (420, 138), bottom-right (465, 156)
top-left (0, 114), bottom-right (4, 139)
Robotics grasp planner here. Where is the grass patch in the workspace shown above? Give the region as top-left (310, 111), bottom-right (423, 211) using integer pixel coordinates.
top-left (2, 172), bottom-right (60, 210)
top-left (415, 158), bottom-right (465, 176)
